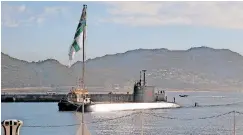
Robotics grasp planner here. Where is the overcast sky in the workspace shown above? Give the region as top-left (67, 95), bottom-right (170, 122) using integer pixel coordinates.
top-left (2, 1), bottom-right (243, 65)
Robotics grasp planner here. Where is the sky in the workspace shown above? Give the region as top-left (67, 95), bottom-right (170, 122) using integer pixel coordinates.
top-left (1, 1), bottom-right (243, 65)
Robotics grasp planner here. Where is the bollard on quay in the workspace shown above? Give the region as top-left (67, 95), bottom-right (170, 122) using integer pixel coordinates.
top-left (1, 119), bottom-right (23, 135)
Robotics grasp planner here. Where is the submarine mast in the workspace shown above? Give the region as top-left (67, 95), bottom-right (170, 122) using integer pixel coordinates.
top-left (142, 70), bottom-right (146, 86)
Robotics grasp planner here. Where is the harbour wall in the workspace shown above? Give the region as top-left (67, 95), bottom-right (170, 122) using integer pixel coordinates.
top-left (1, 93), bottom-right (133, 102)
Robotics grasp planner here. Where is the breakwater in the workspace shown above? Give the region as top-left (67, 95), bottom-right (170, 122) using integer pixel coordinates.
top-left (1, 93), bottom-right (133, 102)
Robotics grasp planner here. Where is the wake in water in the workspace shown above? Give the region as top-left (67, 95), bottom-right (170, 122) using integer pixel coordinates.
top-left (89, 102), bottom-right (180, 112)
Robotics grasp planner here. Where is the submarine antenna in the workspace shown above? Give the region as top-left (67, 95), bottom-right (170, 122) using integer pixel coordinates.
top-left (139, 71), bottom-right (142, 84)
top-left (142, 70), bottom-right (146, 86)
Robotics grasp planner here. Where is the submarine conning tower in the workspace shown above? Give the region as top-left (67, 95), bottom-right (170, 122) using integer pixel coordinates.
top-left (133, 70), bottom-right (166, 102)
top-left (133, 70), bottom-right (156, 102)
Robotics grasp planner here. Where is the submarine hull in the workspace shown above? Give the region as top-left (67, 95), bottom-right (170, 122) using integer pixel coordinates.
top-left (89, 102), bottom-right (180, 112)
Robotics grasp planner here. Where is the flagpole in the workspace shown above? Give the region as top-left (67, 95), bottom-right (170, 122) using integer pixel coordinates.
top-left (81, 4), bottom-right (86, 135)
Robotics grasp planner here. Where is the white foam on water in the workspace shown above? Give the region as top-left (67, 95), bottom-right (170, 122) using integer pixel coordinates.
top-left (90, 102), bottom-right (180, 112)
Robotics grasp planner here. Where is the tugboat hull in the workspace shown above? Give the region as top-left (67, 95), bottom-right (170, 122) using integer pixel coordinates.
top-left (58, 99), bottom-right (93, 112)
top-left (3, 97), bottom-right (16, 102)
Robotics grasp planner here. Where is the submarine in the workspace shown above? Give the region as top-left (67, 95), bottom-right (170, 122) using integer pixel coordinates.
top-left (58, 70), bottom-right (179, 112)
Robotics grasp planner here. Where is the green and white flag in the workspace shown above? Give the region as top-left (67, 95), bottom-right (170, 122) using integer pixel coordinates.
top-left (69, 5), bottom-right (87, 61)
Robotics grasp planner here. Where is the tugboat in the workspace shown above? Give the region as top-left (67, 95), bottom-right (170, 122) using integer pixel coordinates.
top-left (58, 5), bottom-right (93, 112)
top-left (58, 87), bottom-right (93, 112)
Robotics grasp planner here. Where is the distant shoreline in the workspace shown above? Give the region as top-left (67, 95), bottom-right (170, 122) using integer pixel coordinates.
top-left (167, 90), bottom-right (210, 92)
top-left (1, 87), bottom-right (242, 93)
top-left (1, 87), bottom-right (54, 91)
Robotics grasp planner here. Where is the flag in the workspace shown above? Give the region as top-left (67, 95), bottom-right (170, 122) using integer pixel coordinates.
top-left (68, 5), bottom-right (87, 61)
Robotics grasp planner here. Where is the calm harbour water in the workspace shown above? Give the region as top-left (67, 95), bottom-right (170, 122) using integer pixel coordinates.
top-left (2, 91), bottom-right (243, 135)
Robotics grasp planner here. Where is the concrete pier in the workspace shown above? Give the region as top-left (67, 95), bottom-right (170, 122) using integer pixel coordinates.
top-left (1, 93), bottom-right (133, 102)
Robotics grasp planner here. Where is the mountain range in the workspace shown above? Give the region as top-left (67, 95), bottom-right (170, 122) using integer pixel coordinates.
top-left (2, 46), bottom-right (243, 91)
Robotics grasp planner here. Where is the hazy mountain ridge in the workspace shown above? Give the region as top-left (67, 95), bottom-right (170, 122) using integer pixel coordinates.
top-left (2, 46), bottom-right (243, 91)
